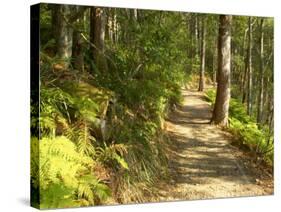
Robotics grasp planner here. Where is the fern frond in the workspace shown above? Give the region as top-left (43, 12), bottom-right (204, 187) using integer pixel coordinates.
top-left (95, 143), bottom-right (129, 170)
top-left (76, 123), bottom-right (96, 156)
top-left (93, 183), bottom-right (112, 201)
top-left (77, 183), bottom-right (94, 205)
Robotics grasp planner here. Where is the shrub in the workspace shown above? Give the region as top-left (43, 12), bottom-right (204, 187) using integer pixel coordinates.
top-left (205, 89), bottom-right (273, 164)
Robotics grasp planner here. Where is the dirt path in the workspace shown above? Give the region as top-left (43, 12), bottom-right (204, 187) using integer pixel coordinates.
top-left (158, 88), bottom-right (273, 201)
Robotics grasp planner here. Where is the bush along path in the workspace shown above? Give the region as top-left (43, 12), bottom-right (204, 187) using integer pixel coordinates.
top-left (156, 87), bottom-right (273, 201)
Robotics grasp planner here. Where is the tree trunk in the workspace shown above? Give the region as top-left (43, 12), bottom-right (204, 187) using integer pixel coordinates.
top-left (212, 39), bottom-right (217, 86)
top-left (266, 95), bottom-right (273, 128)
top-left (247, 17), bottom-right (253, 115)
top-left (240, 28), bottom-right (248, 95)
top-left (211, 15), bottom-right (232, 127)
top-left (257, 18), bottom-right (264, 124)
top-left (198, 17), bottom-right (206, 91)
top-left (189, 15), bottom-right (194, 73)
top-left (54, 5), bottom-right (73, 68)
top-left (90, 7), bottom-right (108, 73)
top-left (113, 8), bottom-right (119, 43)
top-left (195, 15), bottom-right (200, 58)
top-left (133, 9), bottom-right (138, 20)
top-left (106, 9), bottom-right (114, 42)
top-left (51, 5), bottom-right (58, 44)
top-left (72, 28), bottom-right (84, 72)
top-left (242, 58), bottom-right (248, 103)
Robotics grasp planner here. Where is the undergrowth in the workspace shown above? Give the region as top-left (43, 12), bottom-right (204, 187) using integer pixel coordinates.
top-left (31, 49), bottom-right (186, 207)
top-left (32, 9), bottom-right (190, 207)
top-left (205, 89), bottom-right (273, 165)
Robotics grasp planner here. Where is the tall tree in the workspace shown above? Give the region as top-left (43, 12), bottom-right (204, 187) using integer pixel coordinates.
top-left (90, 7), bottom-right (108, 73)
top-left (51, 5), bottom-right (87, 70)
top-left (188, 14), bottom-right (194, 72)
top-left (211, 15), bottom-right (232, 126)
top-left (72, 28), bottom-right (84, 72)
top-left (198, 16), bottom-right (206, 91)
top-left (257, 18), bottom-right (264, 124)
top-left (241, 26), bottom-right (249, 103)
top-left (53, 5), bottom-right (73, 68)
top-left (195, 15), bottom-right (200, 58)
top-left (71, 6), bottom-right (86, 72)
top-left (212, 38), bottom-right (217, 85)
top-left (247, 17), bottom-right (253, 115)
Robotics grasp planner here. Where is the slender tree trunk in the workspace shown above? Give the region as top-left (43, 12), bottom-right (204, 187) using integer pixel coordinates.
top-left (241, 28), bottom-right (249, 103)
top-left (212, 38), bottom-right (217, 86)
top-left (257, 18), bottom-right (264, 124)
top-left (189, 15), bottom-right (194, 73)
top-left (263, 75), bottom-right (269, 121)
top-left (242, 55), bottom-right (248, 103)
top-left (133, 9), bottom-right (138, 20)
top-left (266, 95), bottom-right (273, 128)
top-left (107, 9), bottom-right (114, 42)
top-left (211, 15), bottom-right (232, 127)
top-left (198, 17), bottom-right (206, 91)
top-left (90, 7), bottom-right (108, 73)
top-left (72, 27), bottom-right (84, 72)
top-left (247, 17), bottom-right (253, 115)
top-left (51, 5), bottom-right (58, 43)
top-left (53, 5), bottom-right (73, 68)
top-left (113, 8), bottom-right (119, 43)
top-left (195, 15), bottom-right (200, 59)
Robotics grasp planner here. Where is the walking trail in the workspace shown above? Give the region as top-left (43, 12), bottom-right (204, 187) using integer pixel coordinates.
top-left (157, 87), bottom-right (273, 201)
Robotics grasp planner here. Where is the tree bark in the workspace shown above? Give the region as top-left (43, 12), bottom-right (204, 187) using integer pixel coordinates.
top-left (72, 27), bottom-right (84, 72)
top-left (211, 15), bottom-right (232, 127)
top-left (133, 9), bottom-right (138, 20)
top-left (51, 5), bottom-right (58, 43)
top-left (54, 5), bottom-right (73, 68)
top-left (189, 14), bottom-right (194, 73)
top-left (198, 17), bottom-right (206, 91)
top-left (52, 5), bottom-right (86, 70)
top-left (90, 7), bottom-right (108, 73)
top-left (257, 18), bottom-right (264, 124)
top-left (106, 8), bottom-right (114, 42)
top-left (247, 17), bottom-right (253, 115)
top-left (195, 15), bottom-right (200, 58)
top-left (212, 38), bottom-right (217, 86)
top-left (242, 52), bottom-right (248, 104)
top-left (241, 27), bottom-right (248, 100)
top-left (113, 8), bottom-right (119, 43)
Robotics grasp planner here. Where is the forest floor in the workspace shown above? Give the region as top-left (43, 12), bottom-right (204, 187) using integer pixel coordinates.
top-left (156, 87), bottom-right (273, 201)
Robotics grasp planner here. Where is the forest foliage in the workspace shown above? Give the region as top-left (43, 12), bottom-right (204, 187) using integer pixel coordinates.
top-left (31, 3), bottom-right (274, 209)
top-left (32, 4), bottom-right (190, 208)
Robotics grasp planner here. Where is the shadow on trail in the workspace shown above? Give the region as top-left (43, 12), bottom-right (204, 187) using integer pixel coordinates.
top-left (166, 89), bottom-right (256, 187)
top-left (158, 88), bottom-right (273, 200)
top-left (168, 131), bottom-right (255, 185)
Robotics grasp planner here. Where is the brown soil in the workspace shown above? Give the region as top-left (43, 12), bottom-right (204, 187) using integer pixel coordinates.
top-left (157, 88), bottom-right (273, 201)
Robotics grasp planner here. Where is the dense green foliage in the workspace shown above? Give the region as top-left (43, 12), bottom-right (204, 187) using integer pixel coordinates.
top-left (31, 136), bottom-right (111, 208)
top-left (31, 4), bottom-right (273, 208)
top-left (205, 89), bottom-right (273, 164)
top-left (31, 4), bottom-right (190, 208)
top-left (31, 78), bottom-right (123, 208)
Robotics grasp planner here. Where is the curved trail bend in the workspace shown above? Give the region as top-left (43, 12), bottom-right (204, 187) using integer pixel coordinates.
top-left (158, 88), bottom-right (273, 201)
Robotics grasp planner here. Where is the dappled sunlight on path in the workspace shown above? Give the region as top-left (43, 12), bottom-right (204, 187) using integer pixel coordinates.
top-left (158, 88), bottom-right (273, 201)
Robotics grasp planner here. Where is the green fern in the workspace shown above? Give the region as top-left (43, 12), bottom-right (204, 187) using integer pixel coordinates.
top-left (65, 121), bottom-right (96, 156)
top-left (96, 143), bottom-right (129, 170)
top-left (31, 136), bottom-right (111, 209)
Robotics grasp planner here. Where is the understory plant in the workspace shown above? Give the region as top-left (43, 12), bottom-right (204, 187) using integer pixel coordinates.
top-left (205, 89), bottom-right (273, 165)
